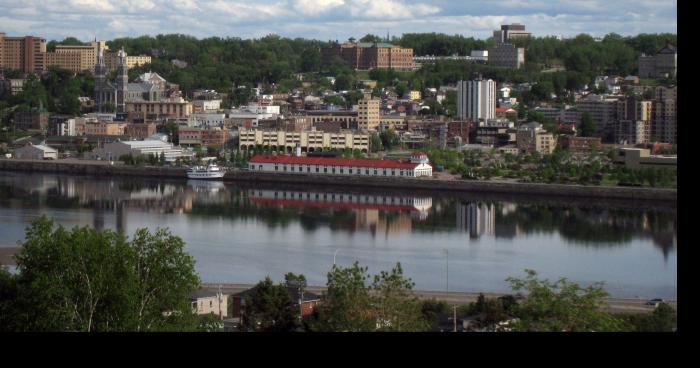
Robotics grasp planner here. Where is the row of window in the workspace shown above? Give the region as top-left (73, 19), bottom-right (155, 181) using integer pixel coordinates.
top-left (252, 164), bottom-right (417, 177)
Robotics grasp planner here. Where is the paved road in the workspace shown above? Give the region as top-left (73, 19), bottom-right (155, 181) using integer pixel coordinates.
top-left (201, 283), bottom-right (676, 315)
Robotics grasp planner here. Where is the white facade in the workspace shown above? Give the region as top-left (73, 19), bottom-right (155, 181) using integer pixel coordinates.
top-left (14, 144), bottom-right (58, 160)
top-left (467, 78), bottom-right (497, 121)
top-left (248, 153), bottom-right (433, 178)
top-left (456, 80), bottom-right (468, 120)
top-left (192, 99), bottom-right (222, 112)
top-left (89, 140), bottom-right (194, 162)
top-left (192, 113), bottom-right (226, 127)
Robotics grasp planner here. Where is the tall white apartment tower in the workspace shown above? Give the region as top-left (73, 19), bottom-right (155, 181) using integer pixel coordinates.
top-left (467, 75), bottom-right (496, 121)
top-left (456, 80), bottom-right (468, 120)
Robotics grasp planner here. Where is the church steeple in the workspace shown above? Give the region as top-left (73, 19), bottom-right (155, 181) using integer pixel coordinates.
top-left (116, 47), bottom-right (128, 113)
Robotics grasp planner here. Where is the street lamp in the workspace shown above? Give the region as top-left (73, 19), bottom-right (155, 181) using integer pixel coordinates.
top-left (444, 249), bottom-right (449, 294)
top-left (333, 248), bottom-right (341, 266)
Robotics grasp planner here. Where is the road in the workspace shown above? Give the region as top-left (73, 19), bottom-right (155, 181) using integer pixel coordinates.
top-left (200, 283), bottom-right (676, 315)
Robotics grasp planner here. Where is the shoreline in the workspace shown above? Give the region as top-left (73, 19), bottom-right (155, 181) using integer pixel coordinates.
top-left (0, 158), bottom-right (677, 203)
top-left (199, 283), bottom-right (674, 314)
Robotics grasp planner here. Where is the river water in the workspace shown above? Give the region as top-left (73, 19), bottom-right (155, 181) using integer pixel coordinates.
top-left (0, 172), bottom-right (677, 299)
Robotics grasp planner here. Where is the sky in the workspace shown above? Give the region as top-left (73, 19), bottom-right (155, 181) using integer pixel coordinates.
top-left (0, 0), bottom-right (677, 43)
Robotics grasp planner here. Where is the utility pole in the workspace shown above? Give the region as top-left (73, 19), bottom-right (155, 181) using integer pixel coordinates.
top-left (444, 249), bottom-right (449, 293)
top-left (453, 305), bottom-right (457, 332)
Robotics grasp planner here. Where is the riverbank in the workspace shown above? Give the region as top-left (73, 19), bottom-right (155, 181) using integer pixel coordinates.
top-left (0, 158), bottom-right (677, 202)
top-left (199, 283), bottom-right (673, 315)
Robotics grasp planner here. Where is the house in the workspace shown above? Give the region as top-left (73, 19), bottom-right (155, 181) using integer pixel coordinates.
top-left (230, 286), bottom-right (322, 320)
top-left (190, 289), bottom-right (229, 319)
top-left (14, 143), bottom-right (58, 160)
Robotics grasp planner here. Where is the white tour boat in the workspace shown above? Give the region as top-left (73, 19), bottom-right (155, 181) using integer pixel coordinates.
top-left (187, 163), bottom-right (225, 180)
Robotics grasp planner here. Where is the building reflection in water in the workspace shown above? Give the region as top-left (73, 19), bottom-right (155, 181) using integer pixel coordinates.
top-left (247, 189), bottom-right (433, 236)
top-left (456, 202), bottom-right (495, 239)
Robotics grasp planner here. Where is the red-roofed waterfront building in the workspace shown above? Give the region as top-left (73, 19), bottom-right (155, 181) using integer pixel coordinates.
top-left (248, 152), bottom-right (433, 177)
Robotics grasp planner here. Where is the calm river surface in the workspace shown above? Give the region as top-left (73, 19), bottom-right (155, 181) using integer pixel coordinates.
top-left (0, 172), bottom-right (677, 299)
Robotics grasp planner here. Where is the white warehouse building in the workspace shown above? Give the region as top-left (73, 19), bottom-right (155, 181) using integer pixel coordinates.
top-left (88, 139), bottom-right (194, 162)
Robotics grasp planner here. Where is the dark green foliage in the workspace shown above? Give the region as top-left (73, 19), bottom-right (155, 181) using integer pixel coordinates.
top-left (240, 277), bottom-right (299, 332)
top-left (579, 112), bottom-right (596, 137)
top-left (624, 303), bottom-right (677, 332)
top-left (506, 269), bottom-right (629, 332)
top-left (5, 216), bottom-right (200, 332)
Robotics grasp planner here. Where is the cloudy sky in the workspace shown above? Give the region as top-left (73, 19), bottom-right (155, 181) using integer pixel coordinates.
top-left (0, 0), bottom-right (677, 42)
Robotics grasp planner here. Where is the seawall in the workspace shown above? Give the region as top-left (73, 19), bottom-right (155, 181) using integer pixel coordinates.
top-left (0, 159), bottom-right (677, 203)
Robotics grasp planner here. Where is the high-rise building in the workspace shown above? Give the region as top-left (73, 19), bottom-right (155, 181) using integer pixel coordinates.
top-left (493, 24), bottom-right (532, 43)
top-left (488, 43), bottom-right (525, 69)
top-left (651, 85), bottom-right (677, 143)
top-left (321, 42), bottom-right (413, 70)
top-left (639, 43), bottom-right (677, 79)
top-left (0, 33), bottom-right (46, 73)
top-left (456, 80), bottom-right (468, 120)
top-left (466, 76), bottom-right (496, 121)
top-left (357, 93), bottom-right (381, 131)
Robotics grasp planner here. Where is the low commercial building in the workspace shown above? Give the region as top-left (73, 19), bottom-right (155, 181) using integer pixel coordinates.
top-left (614, 148), bottom-right (677, 169)
top-left (178, 127), bottom-right (230, 148)
top-left (14, 109), bottom-right (49, 131)
top-left (85, 121), bottom-right (127, 136)
top-left (239, 129), bottom-right (370, 153)
top-left (192, 99), bottom-right (222, 112)
top-left (125, 99), bottom-right (193, 119)
top-left (516, 122), bottom-right (556, 154)
top-left (88, 139), bottom-right (194, 162)
top-left (248, 152), bottom-right (433, 178)
top-left (14, 143), bottom-right (58, 160)
top-left (558, 135), bottom-right (601, 155)
top-left (125, 123), bottom-right (157, 140)
top-left (190, 290), bottom-right (228, 319)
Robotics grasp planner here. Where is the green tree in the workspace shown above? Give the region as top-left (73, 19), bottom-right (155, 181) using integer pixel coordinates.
top-left (371, 263), bottom-right (428, 332)
top-left (506, 269), bottom-right (628, 332)
top-left (8, 216), bottom-right (200, 332)
top-left (579, 112), bottom-right (596, 137)
top-left (370, 133), bottom-right (383, 153)
top-left (240, 277), bottom-right (298, 332)
top-left (308, 262), bottom-right (375, 332)
top-left (626, 303), bottom-right (677, 332)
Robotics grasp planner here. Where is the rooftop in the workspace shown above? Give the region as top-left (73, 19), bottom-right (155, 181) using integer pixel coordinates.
top-left (249, 155), bottom-right (423, 170)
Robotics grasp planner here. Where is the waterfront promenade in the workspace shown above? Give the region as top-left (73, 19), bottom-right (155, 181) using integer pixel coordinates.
top-left (0, 158), bottom-right (677, 202)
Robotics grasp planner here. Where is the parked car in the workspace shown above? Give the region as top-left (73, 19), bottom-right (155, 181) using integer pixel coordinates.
top-left (646, 298), bottom-right (665, 307)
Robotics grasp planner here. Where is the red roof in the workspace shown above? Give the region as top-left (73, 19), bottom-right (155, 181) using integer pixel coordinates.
top-left (249, 155), bottom-right (420, 169)
top-left (496, 108), bottom-right (516, 113)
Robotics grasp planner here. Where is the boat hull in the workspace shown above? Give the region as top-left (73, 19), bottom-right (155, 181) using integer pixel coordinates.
top-left (186, 172), bottom-right (225, 180)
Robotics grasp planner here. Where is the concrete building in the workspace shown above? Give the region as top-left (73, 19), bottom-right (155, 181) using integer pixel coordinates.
top-left (466, 76), bottom-right (497, 121)
top-left (558, 135), bottom-right (601, 156)
top-left (178, 127), bottom-right (230, 148)
top-left (45, 41), bottom-right (108, 73)
top-left (321, 42), bottom-right (414, 70)
top-left (14, 109), bottom-right (49, 131)
top-left (104, 52), bottom-right (151, 74)
top-left (14, 143), bottom-right (58, 160)
top-left (239, 129), bottom-right (370, 153)
top-left (0, 33), bottom-right (46, 73)
top-left (576, 94), bottom-right (621, 139)
top-left (192, 99), bottom-right (222, 112)
top-left (638, 43), bottom-right (677, 79)
top-left (248, 152), bottom-right (433, 178)
top-left (651, 85), bottom-right (677, 144)
top-left (614, 120), bottom-right (651, 145)
top-left (85, 121), bottom-right (127, 136)
top-left (190, 290), bottom-right (228, 319)
top-left (358, 94), bottom-right (381, 131)
top-left (125, 123), bottom-right (157, 140)
top-left (88, 139), bottom-right (193, 162)
top-left (125, 98), bottom-right (193, 119)
top-left (517, 122), bottom-right (555, 154)
top-left (614, 148), bottom-right (677, 169)
top-left (493, 24), bottom-right (532, 43)
top-left (488, 43), bottom-right (525, 69)
top-left (48, 115), bottom-right (76, 136)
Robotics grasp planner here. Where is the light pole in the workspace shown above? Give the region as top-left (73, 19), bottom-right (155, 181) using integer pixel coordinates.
top-left (333, 249), bottom-right (341, 266)
top-left (444, 249), bottom-right (449, 294)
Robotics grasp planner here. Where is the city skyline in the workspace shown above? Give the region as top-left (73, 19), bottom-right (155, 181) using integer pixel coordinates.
top-left (0, 0), bottom-right (677, 43)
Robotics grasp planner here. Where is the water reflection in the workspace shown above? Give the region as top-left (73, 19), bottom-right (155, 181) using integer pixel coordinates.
top-left (0, 172), bottom-right (676, 253)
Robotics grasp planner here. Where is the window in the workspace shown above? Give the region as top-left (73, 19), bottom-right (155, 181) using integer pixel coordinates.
top-left (316, 167), bottom-right (320, 172)
top-left (275, 165), bottom-right (278, 171)
top-left (366, 169), bottom-right (370, 175)
top-left (299, 166), bottom-right (303, 172)
top-left (374, 169), bottom-right (378, 175)
top-left (259, 165), bottom-right (262, 170)
top-left (324, 167), bottom-right (328, 173)
top-left (340, 168), bottom-right (344, 174)
top-left (307, 166), bottom-right (311, 172)
top-left (349, 169), bottom-right (353, 174)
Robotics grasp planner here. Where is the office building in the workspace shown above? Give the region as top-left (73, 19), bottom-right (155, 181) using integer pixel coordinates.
top-left (0, 33), bottom-right (46, 73)
top-left (493, 24), bottom-right (532, 43)
top-left (321, 42), bottom-right (414, 70)
top-left (488, 43), bottom-right (525, 69)
top-left (466, 76), bottom-right (497, 121)
top-left (358, 93), bottom-right (381, 130)
top-left (638, 43), bottom-right (677, 79)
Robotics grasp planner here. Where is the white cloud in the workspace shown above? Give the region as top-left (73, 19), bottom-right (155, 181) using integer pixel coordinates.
top-left (0, 0), bottom-right (676, 41)
top-left (295, 0), bottom-right (344, 15)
